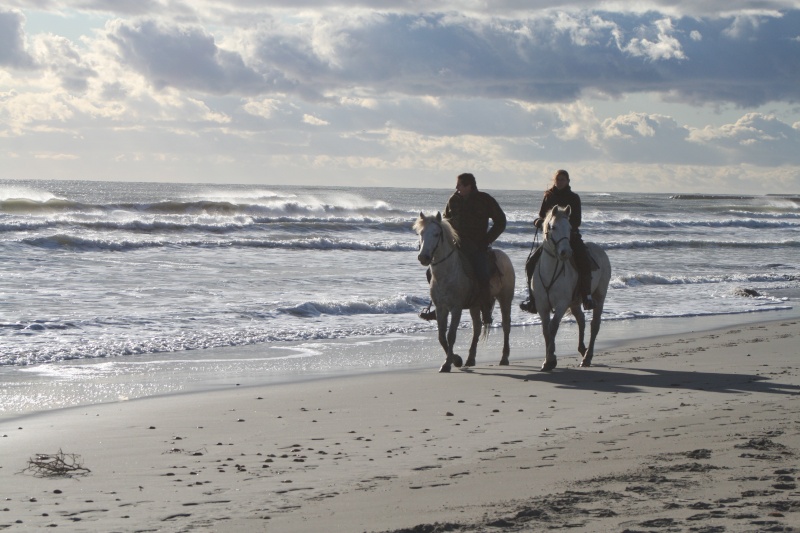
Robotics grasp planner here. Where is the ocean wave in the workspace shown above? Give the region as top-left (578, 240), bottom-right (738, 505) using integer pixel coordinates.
top-left (21, 234), bottom-right (162, 251)
top-left (278, 295), bottom-right (426, 318)
top-left (596, 217), bottom-right (800, 229)
top-left (0, 214), bottom-right (420, 235)
top-left (234, 237), bottom-right (416, 252)
top-left (500, 238), bottom-right (800, 251)
top-left (18, 233), bottom-right (418, 252)
top-left (599, 239), bottom-right (800, 250)
top-left (0, 198), bottom-right (93, 213)
top-left (727, 210), bottom-right (800, 219)
top-left (0, 320), bottom-right (81, 332)
top-left (670, 194), bottom-right (755, 200)
top-left (15, 229), bottom-right (798, 253)
top-left (1, 194), bottom-right (409, 219)
top-left (613, 272), bottom-right (797, 287)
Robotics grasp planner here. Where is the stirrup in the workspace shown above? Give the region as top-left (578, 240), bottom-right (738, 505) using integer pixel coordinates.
top-left (582, 296), bottom-right (595, 310)
top-left (419, 306), bottom-right (437, 321)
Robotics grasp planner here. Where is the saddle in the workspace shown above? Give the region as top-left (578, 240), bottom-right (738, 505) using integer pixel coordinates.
top-left (458, 248), bottom-right (499, 308)
top-left (457, 248), bottom-right (499, 279)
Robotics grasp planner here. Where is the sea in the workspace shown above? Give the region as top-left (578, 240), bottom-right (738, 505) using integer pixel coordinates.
top-left (2, 179), bottom-right (799, 419)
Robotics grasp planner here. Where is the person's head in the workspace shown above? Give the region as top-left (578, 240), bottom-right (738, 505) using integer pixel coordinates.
top-left (456, 173), bottom-right (477, 196)
top-left (553, 169), bottom-right (570, 190)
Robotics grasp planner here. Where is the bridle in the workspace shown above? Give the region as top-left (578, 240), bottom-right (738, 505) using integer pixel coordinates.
top-left (422, 220), bottom-right (457, 266)
top-left (537, 219), bottom-right (571, 293)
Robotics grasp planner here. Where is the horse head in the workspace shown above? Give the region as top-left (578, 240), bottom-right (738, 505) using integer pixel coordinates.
top-left (544, 205), bottom-right (573, 261)
top-left (414, 212), bottom-right (457, 267)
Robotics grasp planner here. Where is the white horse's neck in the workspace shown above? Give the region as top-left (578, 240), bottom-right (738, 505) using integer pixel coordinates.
top-left (538, 217), bottom-right (577, 290)
top-left (428, 225), bottom-right (470, 300)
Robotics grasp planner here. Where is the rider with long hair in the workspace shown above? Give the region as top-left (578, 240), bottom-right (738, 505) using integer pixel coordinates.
top-left (520, 169), bottom-right (594, 313)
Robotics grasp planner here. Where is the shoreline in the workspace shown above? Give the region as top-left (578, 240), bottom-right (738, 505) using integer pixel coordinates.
top-left (1, 315), bottom-right (798, 531)
top-left (2, 307), bottom-right (799, 422)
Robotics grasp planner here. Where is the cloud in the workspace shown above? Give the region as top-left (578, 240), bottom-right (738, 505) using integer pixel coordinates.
top-left (241, 10), bottom-right (800, 107)
top-left (32, 34), bottom-right (98, 93)
top-left (0, 9), bottom-right (37, 69)
top-left (42, 8), bottom-right (792, 108)
top-left (2, 3), bottom-right (800, 193)
top-left (108, 19), bottom-right (267, 95)
top-left (690, 113), bottom-right (800, 165)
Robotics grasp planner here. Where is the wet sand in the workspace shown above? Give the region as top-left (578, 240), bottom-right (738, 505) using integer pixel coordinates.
top-left (1, 318), bottom-right (798, 532)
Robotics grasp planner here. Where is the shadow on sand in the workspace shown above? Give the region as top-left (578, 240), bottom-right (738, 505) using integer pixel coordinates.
top-left (463, 362), bottom-right (800, 396)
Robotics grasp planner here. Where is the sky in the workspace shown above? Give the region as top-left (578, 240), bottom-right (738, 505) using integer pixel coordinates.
top-left (1, 1), bottom-right (800, 194)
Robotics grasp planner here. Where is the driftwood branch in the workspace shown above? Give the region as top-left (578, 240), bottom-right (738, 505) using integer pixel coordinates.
top-left (21, 449), bottom-right (91, 478)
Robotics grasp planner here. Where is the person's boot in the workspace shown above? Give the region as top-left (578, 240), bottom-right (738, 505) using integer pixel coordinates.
top-left (519, 289), bottom-right (537, 313)
top-left (419, 305), bottom-right (437, 321)
top-left (582, 294), bottom-right (595, 310)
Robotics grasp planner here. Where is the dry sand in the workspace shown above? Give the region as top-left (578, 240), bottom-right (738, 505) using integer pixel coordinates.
top-left (1, 318), bottom-right (799, 532)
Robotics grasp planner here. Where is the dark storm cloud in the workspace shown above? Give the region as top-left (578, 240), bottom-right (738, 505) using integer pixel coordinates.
top-left (248, 11), bottom-right (800, 107)
top-left (99, 10), bottom-right (800, 106)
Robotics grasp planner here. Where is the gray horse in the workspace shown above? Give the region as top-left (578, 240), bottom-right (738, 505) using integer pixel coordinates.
top-left (414, 212), bottom-right (515, 372)
top-left (534, 205), bottom-right (612, 371)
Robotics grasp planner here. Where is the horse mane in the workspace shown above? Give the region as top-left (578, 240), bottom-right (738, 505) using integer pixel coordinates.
top-left (414, 214), bottom-right (461, 247)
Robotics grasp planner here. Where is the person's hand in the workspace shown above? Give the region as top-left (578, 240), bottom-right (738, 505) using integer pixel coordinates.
top-left (533, 217), bottom-right (543, 229)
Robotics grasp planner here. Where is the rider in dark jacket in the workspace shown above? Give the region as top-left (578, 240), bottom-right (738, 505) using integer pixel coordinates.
top-left (420, 173), bottom-right (506, 324)
top-left (520, 169), bottom-right (594, 313)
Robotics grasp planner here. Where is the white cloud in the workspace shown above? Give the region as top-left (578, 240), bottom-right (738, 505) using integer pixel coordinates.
top-left (303, 113), bottom-right (329, 125)
top-left (1, 3), bottom-right (800, 192)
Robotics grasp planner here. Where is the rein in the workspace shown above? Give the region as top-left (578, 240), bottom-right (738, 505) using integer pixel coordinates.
top-left (427, 221), bottom-right (457, 266)
top-left (537, 223), bottom-right (570, 296)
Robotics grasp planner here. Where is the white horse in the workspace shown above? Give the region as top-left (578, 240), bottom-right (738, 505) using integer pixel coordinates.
top-left (414, 212), bottom-right (515, 372)
top-left (534, 205), bottom-right (611, 371)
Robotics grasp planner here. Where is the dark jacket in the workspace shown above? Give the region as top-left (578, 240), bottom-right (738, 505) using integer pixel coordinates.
top-left (444, 189), bottom-right (506, 249)
top-left (537, 185), bottom-right (582, 231)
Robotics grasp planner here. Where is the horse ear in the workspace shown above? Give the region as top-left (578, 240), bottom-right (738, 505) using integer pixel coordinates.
top-left (436, 211), bottom-right (442, 221)
top-left (419, 211), bottom-right (424, 219)
top-left (565, 205), bottom-right (572, 216)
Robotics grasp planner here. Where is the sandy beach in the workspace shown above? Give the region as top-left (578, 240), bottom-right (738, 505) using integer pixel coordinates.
top-left (1, 317), bottom-right (799, 532)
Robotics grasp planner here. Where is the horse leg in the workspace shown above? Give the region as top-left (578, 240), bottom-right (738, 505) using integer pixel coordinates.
top-left (538, 311), bottom-right (556, 371)
top-left (465, 307), bottom-right (481, 367)
top-left (499, 297), bottom-right (511, 366)
top-left (437, 312), bottom-right (451, 372)
top-left (572, 304), bottom-right (587, 357)
top-left (541, 306), bottom-right (568, 371)
top-left (581, 301), bottom-right (603, 367)
top-left (439, 308), bottom-right (463, 372)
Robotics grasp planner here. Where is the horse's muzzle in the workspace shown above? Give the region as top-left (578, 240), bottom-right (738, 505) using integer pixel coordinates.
top-left (418, 253), bottom-right (431, 266)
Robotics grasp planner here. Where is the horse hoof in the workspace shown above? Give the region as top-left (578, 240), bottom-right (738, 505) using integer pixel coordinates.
top-left (541, 360), bottom-right (557, 372)
top-left (439, 363), bottom-right (452, 373)
top-left (580, 358), bottom-right (592, 368)
top-left (464, 357), bottom-right (476, 368)
top-left (499, 358), bottom-right (509, 366)
top-left (452, 354), bottom-right (463, 368)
